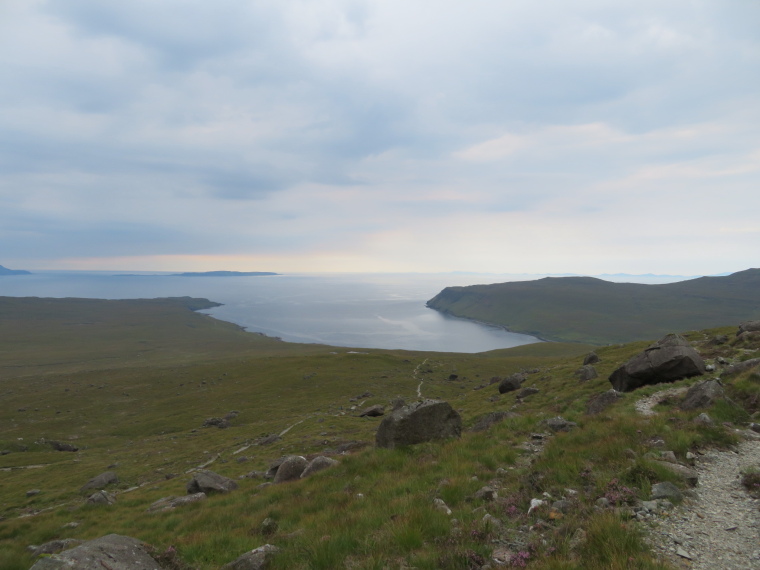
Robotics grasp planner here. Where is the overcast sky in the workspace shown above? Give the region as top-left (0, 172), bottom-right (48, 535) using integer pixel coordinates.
top-left (1, 0), bottom-right (758, 275)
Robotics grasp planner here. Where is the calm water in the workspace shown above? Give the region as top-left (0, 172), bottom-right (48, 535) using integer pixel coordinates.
top-left (0, 271), bottom-right (541, 353)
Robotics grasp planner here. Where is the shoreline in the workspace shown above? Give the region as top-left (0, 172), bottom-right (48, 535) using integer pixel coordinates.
top-left (426, 303), bottom-right (551, 344)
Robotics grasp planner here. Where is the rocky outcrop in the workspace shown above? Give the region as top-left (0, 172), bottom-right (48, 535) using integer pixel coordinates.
top-left (272, 456), bottom-right (308, 483)
top-left (679, 379), bottom-right (725, 410)
top-left (498, 373), bottom-right (525, 394)
top-left (221, 544), bottom-right (279, 570)
top-left (186, 470), bottom-right (238, 495)
top-left (80, 471), bottom-right (118, 492)
top-left (28, 539), bottom-right (83, 558)
top-left (29, 534), bottom-right (159, 569)
top-left (609, 334), bottom-right (706, 392)
top-left (375, 400), bottom-right (461, 449)
top-left (586, 389), bottom-right (622, 415)
top-left (737, 321), bottom-right (760, 336)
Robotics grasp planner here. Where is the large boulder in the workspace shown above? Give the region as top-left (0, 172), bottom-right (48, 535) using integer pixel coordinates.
top-left (498, 373), bottom-right (525, 394)
top-left (29, 534), bottom-right (160, 570)
top-left (272, 456), bottom-right (308, 483)
top-left (737, 321), bottom-right (760, 336)
top-left (375, 400), bottom-right (462, 449)
top-left (609, 334), bottom-right (706, 392)
top-left (186, 470), bottom-right (238, 495)
top-left (80, 471), bottom-right (119, 492)
top-left (680, 379), bottom-right (725, 410)
top-left (221, 544), bottom-right (279, 570)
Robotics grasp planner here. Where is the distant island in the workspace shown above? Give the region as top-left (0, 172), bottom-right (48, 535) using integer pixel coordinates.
top-left (0, 264), bottom-right (31, 276)
top-left (427, 268), bottom-right (760, 345)
top-left (171, 271), bottom-right (278, 277)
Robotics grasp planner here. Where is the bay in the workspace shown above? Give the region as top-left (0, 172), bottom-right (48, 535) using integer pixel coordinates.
top-left (0, 271), bottom-right (540, 353)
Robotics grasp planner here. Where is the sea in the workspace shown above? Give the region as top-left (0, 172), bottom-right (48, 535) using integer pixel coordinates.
top-left (0, 271), bottom-right (691, 353)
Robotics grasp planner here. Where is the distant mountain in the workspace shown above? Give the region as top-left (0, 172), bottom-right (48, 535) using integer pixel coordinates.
top-left (0, 265), bottom-right (31, 276)
top-left (427, 268), bottom-right (760, 345)
top-left (171, 271), bottom-right (278, 277)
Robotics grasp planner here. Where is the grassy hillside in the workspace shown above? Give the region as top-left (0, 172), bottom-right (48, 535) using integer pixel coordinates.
top-left (426, 268), bottom-right (760, 345)
top-left (0, 296), bottom-right (758, 569)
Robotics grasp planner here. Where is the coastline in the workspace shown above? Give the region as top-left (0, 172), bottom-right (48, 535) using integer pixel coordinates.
top-left (426, 303), bottom-right (551, 344)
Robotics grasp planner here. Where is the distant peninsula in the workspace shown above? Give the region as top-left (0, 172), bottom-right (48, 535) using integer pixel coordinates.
top-left (0, 264), bottom-right (31, 276)
top-left (427, 268), bottom-right (760, 345)
top-left (171, 271), bottom-right (278, 277)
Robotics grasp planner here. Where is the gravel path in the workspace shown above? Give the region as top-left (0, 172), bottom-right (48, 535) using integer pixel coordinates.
top-left (635, 389), bottom-right (760, 568)
top-left (645, 438), bottom-right (760, 569)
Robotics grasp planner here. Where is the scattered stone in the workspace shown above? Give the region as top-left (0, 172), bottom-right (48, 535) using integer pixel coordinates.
top-left (146, 493), bottom-right (206, 512)
top-left (481, 513), bottom-right (502, 530)
top-left (300, 456), bottom-right (339, 478)
top-left (358, 405), bottom-right (385, 418)
top-left (675, 546), bottom-right (693, 560)
top-left (273, 456), bottom-right (308, 483)
top-left (28, 534), bottom-right (160, 570)
top-left (551, 499), bottom-right (571, 513)
top-left (375, 399), bottom-right (462, 449)
top-left (659, 451), bottom-right (677, 463)
top-left (186, 470), bottom-right (238, 495)
top-left (220, 544), bottom-right (280, 570)
top-left (652, 461), bottom-right (698, 486)
top-left (650, 481), bottom-right (683, 501)
top-left (474, 486), bottom-right (498, 502)
top-left (544, 416), bottom-right (577, 432)
top-left (469, 411), bottom-right (518, 432)
top-left (694, 412), bottom-right (714, 426)
top-left (583, 352), bottom-right (600, 365)
top-left (568, 528), bottom-right (587, 550)
top-left (498, 373), bottom-right (526, 394)
top-left (586, 389), bottom-right (622, 415)
top-left (434, 498), bottom-right (452, 515)
top-left (26, 489), bottom-right (41, 497)
top-left (28, 539), bottom-right (83, 557)
top-left (609, 334), bottom-right (706, 392)
top-left (595, 497), bottom-right (611, 509)
top-left (49, 441), bottom-right (78, 452)
top-left (448, 374), bottom-right (458, 381)
top-left (86, 490), bottom-right (116, 505)
top-left (203, 417), bottom-right (231, 429)
top-left (256, 434), bottom-right (281, 446)
top-left (261, 517), bottom-right (278, 536)
top-left (80, 471), bottom-right (119, 492)
top-left (680, 379), bottom-right (725, 410)
top-left (576, 365), bottom-right (598, 382)
top-left (721, 357), bottom-right (760, 377)
top-left (243, 470), bottom-right (267, 480)
top-left (517, 386), bottom-right (539, 399)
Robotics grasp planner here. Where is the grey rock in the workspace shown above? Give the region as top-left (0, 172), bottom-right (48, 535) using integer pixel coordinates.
top-left (146, 493), bottom-right (206, 512)
top-left (80, 471), bottom-right (119, 492)
top-left (375, 399), bottom-right (462, 449)
top-left (469, 411), bottom-right (518, 432)
top-left (738, 320), bottom-right (760, 336)
top-left (749, 423), bottom-right (760, 434)
top-left (203, 417), bottom-right (231, 429)
top-left (359, 404), bottom-right (385, 417)
top-left (609, 334), bottom-right (706, 392)
top-left (680, 379), bottom-right (725, 410)
top-left (624, 448), bottom-right (637, 459)
top-left (256, 434), bottom-right (281, 446)
top-left (221, 544), bottom-right (279, 570)
top-left (300, 456), bottom-right (339, 478)
top-left (545, 416), bottom-right (577, 432)
top-left (29, 534), bottom-right (160, 570)
top-left (721, 357), bottom-right (760, 377)
top-left (391, 398), bottom-right (406, 411)
top-left (474, 486), bottom-right (498, 502)
top-left (498, 373), bottom-right (525, 394)
top-left (481, 513), bottom-right (502, 530)
top-left (568, 528), bottom-right (587, 550)
top-left (86, 490), bottom-right (116, 505)
top-left (652, 461), bottom-right (698, 486)
top-left (576, 365), bottom-right (598, 382)
top-left (694, 412), bottom-right (714, 426)
top-left (186, 470), bottom-right (238, 494)
top-left (27, 489), bottom-right (41, 497)
top-left (28, 539), bottom-right (83, 557)
top-left (583, 352), bottom-right (600, 365)
top-left (659, 451), bottom-right (677, 463)
top-left (551, 499), bottom-right (571, 513)
top-left (516, 386), bottom-right (539, 399)
top-left (586, 389), bottom-right (622, 415)
top-left (49, 441), bottom-right (78, 452)
top-left (596, 497), bottom-right (611, 508)
top-left (261, 517), bottom-right (278, 536)
top-left (273, 456), bottom-right (308, 483)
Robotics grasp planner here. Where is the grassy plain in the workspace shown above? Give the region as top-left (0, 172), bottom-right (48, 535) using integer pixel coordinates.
top-left (0, 296), bottom-right (758, 569)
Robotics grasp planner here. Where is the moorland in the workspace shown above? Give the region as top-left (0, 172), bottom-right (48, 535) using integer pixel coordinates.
top-left (0, 293), bottom-right (759, 569)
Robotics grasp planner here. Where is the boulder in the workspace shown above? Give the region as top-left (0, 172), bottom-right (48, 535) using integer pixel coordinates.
top-left (186, 470), bottom-right (238, 495)
top-left (694, 412), bottom-right (714, 426)
top-left (272, 456), bottom-right (308, 483)
top-left (375, 399), bottom-right (462, 449)
top-left (146, 493), bottom-right (206, 512)
top-left (203, 417), bottom-right (231, 429)
top-left (609, 334), bottom-right (706, 392)
top-left (49, 441), bottom-right (78, 452)
top-left (652, 461), bottom-right (698, 486)
top-left (256, 434), bottom-right (281, 446)
top-left (221, 544), bottom-right (279, 570)
top-left (300, 456), bottom-right (339, 478)
top-left (721, 358), bottom-right (760, 377)
top-left (80, 471), bottom-right (119, 492)
top-left (517, 386), bottom-right (539, 399)
top-left (474, 486), bottom-right (498, 501)
top-left (586, 389), bottom-right (622, 415)
top-left (650, 481), bottom-right (683, 501)
top-left (545, 416), bottom-right (577, 432)
top-left (583, 352), bottom-right (600, 365)
top-left (469, 411), bottom-right (518, 432)
top-left (679, 379), bottom-right (725, 410)
top-left (498, 373), bottom-right (525, 394)
top-left (737, 321), bottom-right (760, 336)
top-left (359, 405), bottom-right (385, 417)
top-left (576, 365), bottom-right (598, 382)
top-left (29, 534), bottom-right (160, 570)
top-left (86, 491), bottom-right (116, 505)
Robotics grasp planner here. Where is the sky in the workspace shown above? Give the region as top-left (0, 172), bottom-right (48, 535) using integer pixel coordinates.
top-left (1, 0), bottom-right (758, 275)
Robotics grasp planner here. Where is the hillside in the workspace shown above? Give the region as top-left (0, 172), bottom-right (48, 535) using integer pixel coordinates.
top-left (0, 265), bottom-right (31, 275)
top-left (1, 297), bottom-right (759, 569)
top-left (426, 268), bottom-right (760, 345)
